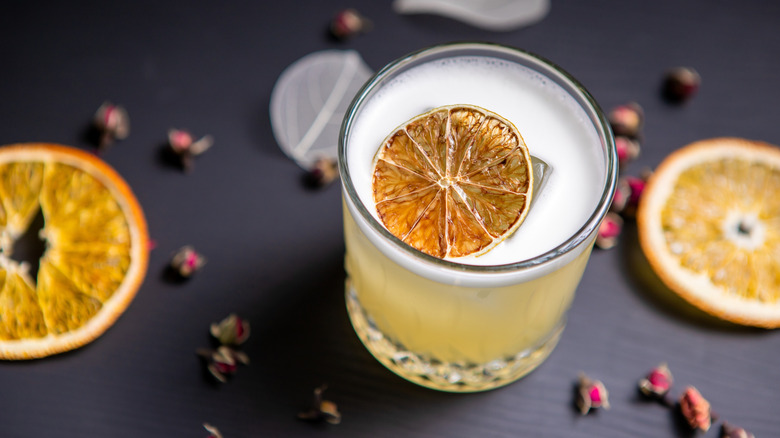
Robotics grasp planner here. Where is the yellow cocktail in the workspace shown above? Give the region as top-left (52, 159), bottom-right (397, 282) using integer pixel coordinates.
top-left (339, 43), bottom-right (617, 392)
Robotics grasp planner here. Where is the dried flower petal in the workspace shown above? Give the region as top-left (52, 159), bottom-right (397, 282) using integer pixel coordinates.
top-left (576, 373), bottom-right (610, 415)
top-left (638, 362), bottom-right (673, 398)
top-left (663, 67), bottom-right (701, 103)
top-left (211, 314), bottom-right (251, 346)
top-left (608, 102), bottom-right (644, 138)
top-left (721, 422), bottom-right (754, 438)
top-left (93, 102), bottom-right (130, 149)
top-left (330, 8), bottom-right (372, 39)
top-left (170, 245), bottom-right (206, 278)
top-left (679, 386), bottom-right (712, 432)
top-left (197, 346), bottom-right (250, 383)
top-left (596, 212), bottom-right (623, 250)
top-left (298, 385), bottom-right (342, 425)
top-left (203, 423), bottom-right (223, 438)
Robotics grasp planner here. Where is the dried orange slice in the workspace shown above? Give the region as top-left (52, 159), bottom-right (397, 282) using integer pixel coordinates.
top-left (0, 143), bottom-right (148, 359)
top-left (372, 105), bottom-right (533, 258)
top-left (637, 138), bottom-right (780, 328)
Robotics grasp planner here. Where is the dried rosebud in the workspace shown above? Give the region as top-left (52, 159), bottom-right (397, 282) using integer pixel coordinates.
top-left (679, 386), bottom-right (712, 432)
top-left (210, 314), bottom-right (250, 346)
top-left (576, 373), bottom-right (610, 415)
top-left (596, 212), bottom-right (623, 250)
top-left (615, 136), bottom-right (641, 169)
top-left (305, 158), bottom-right (338, 188)
top-left (621, 171), bottom-right (652, 218)
top-left (169, 129), bottom-right (194, 153)
top-left (203, 423), bottom-right (223, 438)
top-left (721, 422), bottom-right (754, 438)
top-left (610, 177), bottom-right (631, 213)
top-left (197, 346), bottom-right (250, 383)
top-left (663, 67), bottom-right (701, 103)
top-left (608, 102), bottom-right (644, 138)
top-left (298, 385), bottom-right (342, 425)
top-left (93, 102), bottom-right (130, 149)
top-left (168, 128), bottom-right (213, 155)
top-left (168, 128), bottom-right (213, 172)
top-left (330, 8), bottom-right (372, 39)
top-left (170, 245), bottom-right (206, 278)
top-left (638, 362), bottom-right (673, 398)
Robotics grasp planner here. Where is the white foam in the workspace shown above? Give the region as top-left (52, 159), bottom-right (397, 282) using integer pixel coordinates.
top-left (346, 55), bottom-right (605, 267)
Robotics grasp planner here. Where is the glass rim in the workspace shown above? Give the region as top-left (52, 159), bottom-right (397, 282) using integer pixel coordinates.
top-left (338, 41), bottom-right (617, 274)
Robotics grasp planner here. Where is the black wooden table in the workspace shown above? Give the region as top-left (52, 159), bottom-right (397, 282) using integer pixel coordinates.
top-left (1, 2), bottom-right (778, 436)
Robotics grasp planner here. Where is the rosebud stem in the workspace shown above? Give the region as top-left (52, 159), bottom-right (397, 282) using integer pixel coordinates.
top-left (99, 131), bottom-right (111, 150)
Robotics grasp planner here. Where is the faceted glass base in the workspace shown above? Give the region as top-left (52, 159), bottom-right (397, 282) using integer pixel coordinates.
top-left (346, 281), bottom-right (563, 392)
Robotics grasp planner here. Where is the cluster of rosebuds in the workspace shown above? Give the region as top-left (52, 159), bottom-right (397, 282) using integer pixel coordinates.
top-left (597, 67), bottom-right (702, 249)
top-left (607, 101), bottom-right (645, 173)
top-left (596, 101), bottom-right (652, 250)
top-left (197, 314), bottom-right (251, 383)
top-left (91, 104), bottom-right (215, 174)
top-left (576, 364), bottom-right (754, 437)
top-left (298, 384), bottom-right (342, 425)
top-left (637, 363), bottom-right (753, 437)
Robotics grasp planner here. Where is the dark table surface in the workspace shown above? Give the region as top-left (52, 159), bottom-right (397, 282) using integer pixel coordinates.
top-left (2, 1), bottom-right (779, 437)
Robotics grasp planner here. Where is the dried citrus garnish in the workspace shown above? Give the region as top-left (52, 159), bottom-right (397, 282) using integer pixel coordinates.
top-left (372, 104), bottom-right (533, 258)
top-left (637, 138), bottom-right (780, 328)
top-left (0, 143), bottom-right (148, 359)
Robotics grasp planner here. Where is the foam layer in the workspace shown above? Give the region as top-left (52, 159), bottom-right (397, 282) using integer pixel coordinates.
top-left (346, 55), bottom-right (605, 266)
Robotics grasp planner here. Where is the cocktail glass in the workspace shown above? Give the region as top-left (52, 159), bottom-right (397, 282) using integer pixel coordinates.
top-left (338, 42), bottom-right (617, 392)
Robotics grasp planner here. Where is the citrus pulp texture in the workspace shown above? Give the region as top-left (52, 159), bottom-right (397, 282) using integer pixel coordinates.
top-left (0, 144), bottom-right (148, 359)
top-left (372, 105), bottom-right (533, 259)
top-left (638, 138), bottom-right (780, 328)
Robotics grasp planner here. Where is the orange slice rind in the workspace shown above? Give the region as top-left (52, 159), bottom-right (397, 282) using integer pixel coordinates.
top-left (637, 137), bottom-right (780, 328)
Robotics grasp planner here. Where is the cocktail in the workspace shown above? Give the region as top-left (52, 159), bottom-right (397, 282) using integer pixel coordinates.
top-left (338, 43), bottom-right (617, 392)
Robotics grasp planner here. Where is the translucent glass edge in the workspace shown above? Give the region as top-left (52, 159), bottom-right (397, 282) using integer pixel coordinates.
top-left (338, 41), bottom-right (618, 274)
